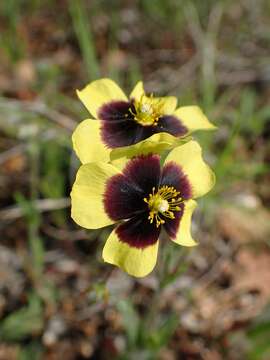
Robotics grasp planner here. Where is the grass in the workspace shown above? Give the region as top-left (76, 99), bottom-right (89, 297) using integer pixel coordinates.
top-left (0, 0), bottom-right (269, 358)
top-left (69, 0), bottom-right (100, 80)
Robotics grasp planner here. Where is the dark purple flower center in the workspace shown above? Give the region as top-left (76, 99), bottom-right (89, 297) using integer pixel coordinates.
top-left (104, 154), bottom-right (192, 248)
top-left (143, 185), bottom-right (183, 227)
top-left (97, 96), bottom-right (188, 148)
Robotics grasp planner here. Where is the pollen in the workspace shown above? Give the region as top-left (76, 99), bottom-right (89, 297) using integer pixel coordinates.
top-left (129, 94), bottom-right (163, 126)
top-left (141, 103), bottom-right (153, 114)
top-left (144, 185), bottom-right (183, 228)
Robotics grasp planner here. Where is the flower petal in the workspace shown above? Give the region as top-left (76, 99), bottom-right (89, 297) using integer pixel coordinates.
top-left (169, 199), bottom-right (198, 246)
top-left (157, 115), bottom-right (187, 137)
top-left (99, 103), bottom-right (185, 150)
top-left (98, 100), bottom-right (132, 122)
top-left (110, 132), bottom-right (176, 170)
top-left (164, 141), bottom-right (215, 198)
top-left (77, 78), bottom-right (127, 118)
top-left (129, 82), bottom-right (177, 114)
top-left (102, 229), bottom-right (159, 277)
top-left (99, 102), bottom-right (180, 149)
top-left (122, 153), bottom-right (160, 194)
top-left (155, 96), bottom-right (178, 114)
top-left (130, 81), bottom-right (145, 100)
top-left (105, 154), bottom-right (161, 219)
top-left (72, 119), bottom-right (110, 164)
top-left (71, 162), bottom-right (120, 229)
top-left (101, 115), bottom-right (141, 148)
top-left (116, 214), bottom-right (161, 248)
top-left (174, 106), bottom-right (216, 133)
top-left (160, 162), bottom-right (192, 200)
top-left (104, 173), bottom-right (147, 221)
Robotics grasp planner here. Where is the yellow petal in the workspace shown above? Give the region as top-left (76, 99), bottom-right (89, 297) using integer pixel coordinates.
top-left (154, 96), bottom-right (178, 114)
top-left (103, 229), bottom-right (159, 277)
top-left (130, 82), bottom-right (177, 114)
top-left (174, 106), bottom-right (216, 132)
top-left (172, 200), bottom-right (198, 246)
top-left (72, 119), bottom-right (110, 164)
top-left (164, 140), bottom-right (215, 198)
top-left (110, 132), bottom-right (176, 171)
top-left (77, 78), bottom-right (127, 118)
top-left (130, 81), bottom-right (145, 100)
top-left (71, 162), bottom-right (120, 229)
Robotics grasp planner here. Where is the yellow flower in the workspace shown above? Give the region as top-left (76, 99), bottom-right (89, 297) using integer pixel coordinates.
top-left (71, 140), bottom-right (215, 278)
top-left (73, 79), bottom-right (216, 164)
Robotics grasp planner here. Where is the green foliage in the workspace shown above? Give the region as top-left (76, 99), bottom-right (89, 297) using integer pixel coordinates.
top-left (0, 0), bottom-right (269, 358)
top-left (69, 0), bottom-right (100, 80)
top-left (140, 0), bottom-right (185, 27)
top-left (18, 342), bottom-right (43, 360)
top-left (116, 245), bottom-right (188, 356)
top-left (117, 299), bottom-right (178, 358)
top-left (34, 61), bottom-right (61, 95)
top-left (0, 293), bottom-right (44, 342)
top-left (40, 140), bottom-right (67, 199)
top-left (247, 304), bottom-right (270, 360)
top-left (0, 0), bottom-right (25, 62)
top-left (117, 299), bottom-right (140, 348)
top-left (204, 87), bottom-right (270, 195)
top-left (15, 138), bottom-right (46, 279)
top-left (15, 192), bottom-right (45, 278)
top-left (146, 314), bottom-right (178, 351)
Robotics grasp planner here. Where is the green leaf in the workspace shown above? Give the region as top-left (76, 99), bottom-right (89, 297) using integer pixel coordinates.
top-left (0, 293), bottom-right (44, 341)
top-left (69, 0), bottom-right (100, 79)
top-left (247, 303), bottom-right (270, 360)
top-left (18, 342), bottom-right (43, 360)
top-left (147, 314), bottom-right (178, 350)
top-left (117, 299), bottom-right (140, 348)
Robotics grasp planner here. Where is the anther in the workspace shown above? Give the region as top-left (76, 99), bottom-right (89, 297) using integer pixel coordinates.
top-left (144, 185), bottom-right (183, 227)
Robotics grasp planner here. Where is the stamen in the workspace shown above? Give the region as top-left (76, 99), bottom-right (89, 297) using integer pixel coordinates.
top-left (129, 94), bottom-right (164, 127)
top-left (144, 185), bottom-right (183, 228)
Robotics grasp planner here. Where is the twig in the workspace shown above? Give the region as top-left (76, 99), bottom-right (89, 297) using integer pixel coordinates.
top-left (0, 198), bottom-right (70, 222)
top-left (42, 224), bottom-right (89, 241)
top-left (184, 3), bottom-right (204, 49)
top-left (146, 54), bottom-right (200, 93)
top-left (217, 70), bottom-right (259, 85)
top-left (0, 98), bottom-right (77, 132)
top-left (0, 144), bottom-right (26, 165)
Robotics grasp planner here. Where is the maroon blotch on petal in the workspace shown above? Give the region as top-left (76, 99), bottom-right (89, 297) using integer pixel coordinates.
top-left (157, 115), bottom-right (188, 137)
top-left (101, 120), bottom-right (141, 148)
top-left (163, 202), bottom-right (185, 239)
top-left (122, 154), bottom-right (161, 195)
top-left (104, 173), bottom-right (146, 221)
top-left (116, 214), bottom-right (160, 249)
top-left (98, 100), bottom-right (134, 122)
top-left (98, 100), bottom-right (142, 149)
top-left (98, 101), bottom-right (189, 149)
top-left (161, 162), bottom-right (192, 200)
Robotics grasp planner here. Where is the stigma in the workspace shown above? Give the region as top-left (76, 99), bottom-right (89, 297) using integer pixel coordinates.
top-left (144, 186), bottom-right (183, 228)
top-left (158, 199), bottom-right (169, 212)
top-left (129, 94), bottom-right (163, 126)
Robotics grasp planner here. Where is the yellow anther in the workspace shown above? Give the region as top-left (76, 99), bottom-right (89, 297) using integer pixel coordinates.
top-left (129, 94), bottom-right (163, 126)
top-left (144, 185), bottom-right (183, 227)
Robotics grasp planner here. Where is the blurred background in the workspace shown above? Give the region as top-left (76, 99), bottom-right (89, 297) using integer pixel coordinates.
top-left (0, 0), bottom-right (270, 359)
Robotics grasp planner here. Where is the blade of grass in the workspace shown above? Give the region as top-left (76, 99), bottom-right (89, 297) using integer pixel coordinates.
top-left (69, 0), bottom-right (100, 80)
top-left (15, 139), bottom-right (44, 282)
top-left (0, 0), bottom-right (25, 62)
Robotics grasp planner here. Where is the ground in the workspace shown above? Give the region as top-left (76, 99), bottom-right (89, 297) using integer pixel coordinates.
top-left (0, 0), bottom-right (270, 359)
